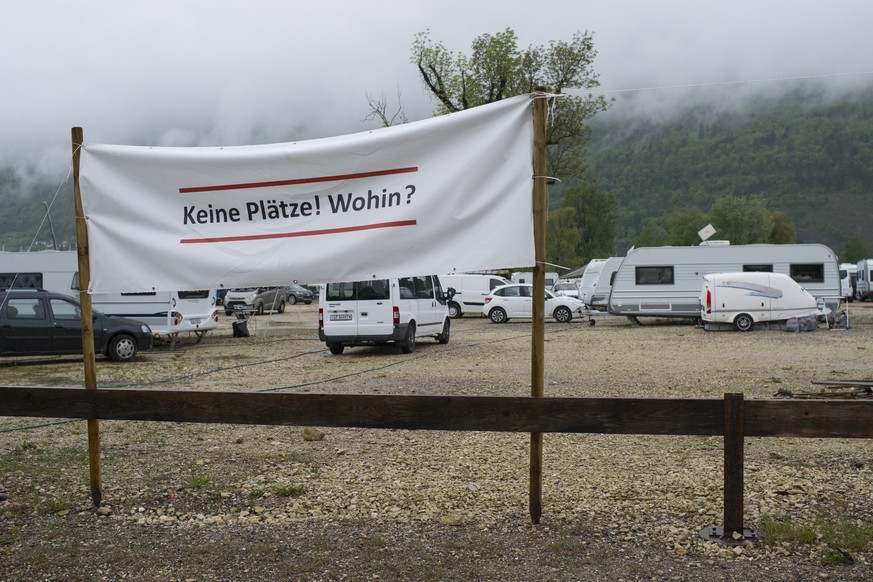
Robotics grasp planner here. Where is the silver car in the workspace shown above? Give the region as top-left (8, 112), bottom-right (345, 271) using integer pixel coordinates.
top-left (224, 287), bottom-right (286, 315)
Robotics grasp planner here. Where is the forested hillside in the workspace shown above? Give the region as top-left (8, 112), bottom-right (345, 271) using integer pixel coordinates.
top-left (585, 81), bottom-right (873, 256)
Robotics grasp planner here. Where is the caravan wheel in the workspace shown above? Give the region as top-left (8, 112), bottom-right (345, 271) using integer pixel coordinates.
top-left (734, 313), bottom-right (754, 332)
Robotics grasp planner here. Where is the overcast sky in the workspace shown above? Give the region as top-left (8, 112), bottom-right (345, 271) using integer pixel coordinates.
top-left (3, 0), bottom-right (872, 180)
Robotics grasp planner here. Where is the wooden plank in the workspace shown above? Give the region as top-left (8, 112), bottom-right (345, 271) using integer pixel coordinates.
top-left (4, 387), bottom-right (873, 439)
top-left (0, 387), bottom-right (724, 434)
top-left (745, 400), bottom-right (873, 438)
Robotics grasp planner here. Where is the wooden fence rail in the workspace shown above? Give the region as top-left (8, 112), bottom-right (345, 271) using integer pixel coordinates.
top-left (2, 386), bottom-right (872, 540)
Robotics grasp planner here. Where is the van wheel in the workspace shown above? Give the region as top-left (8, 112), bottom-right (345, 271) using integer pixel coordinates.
top-left (277, 300), bottom-right (285, 313)
top-left (400, 323), bottom-right (416, 353)
top-left (489, 307), bottom-right (508, 324)
top-left (256, 302), bottom-right (264, 315)
top-left (328, 344), bottom-right (344, 355)
top-left (448, 302), bottom-right (461, 319)
top-left (437, 319), bottom-right (450, 344)
top-left (288, 295), bottom-right (297, 305)
top-left (554, 306), bottom-right (572, 323)
top-left (108, 334), bottom-right (138, 362)
top-left (734, 313), bottom-right (754, 332)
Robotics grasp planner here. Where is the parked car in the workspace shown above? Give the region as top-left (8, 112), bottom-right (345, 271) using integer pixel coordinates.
top-left (224, 287), bottom-right (286, 316)
top-left (482, 284), bottom-right (588, 324)
top-left (550, 281), bottom-right (581, 299)
top-left (285, 284), bottom-right (314, 304)
top-left (0, 289), bottom-right (153, 362)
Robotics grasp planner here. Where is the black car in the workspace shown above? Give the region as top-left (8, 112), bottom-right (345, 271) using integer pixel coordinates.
top-left (0, 289), bottom-right (153, 362)
top-left (285, 284), bottom-right (314, 304)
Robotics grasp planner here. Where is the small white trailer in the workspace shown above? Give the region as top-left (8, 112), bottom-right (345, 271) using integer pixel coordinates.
top-left (607, 243), bottom-right (840, 322)
top-left (700, 272), bottom-right (821, 331)
top-left (588, 256), bottom-right (624, 309)
top-left (0, 250), bottom-right (218, 342)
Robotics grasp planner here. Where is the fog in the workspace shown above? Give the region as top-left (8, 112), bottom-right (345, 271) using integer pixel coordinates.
top-left (3, 0), bottom-right (871, 182)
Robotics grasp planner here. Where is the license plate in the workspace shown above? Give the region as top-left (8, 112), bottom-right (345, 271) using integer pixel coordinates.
top-left (330, 313), bottom-right (353, 321)
top-left (190, 318), bottom-right (201, 325)
top-left (233, 304), bottom-right (251, 311)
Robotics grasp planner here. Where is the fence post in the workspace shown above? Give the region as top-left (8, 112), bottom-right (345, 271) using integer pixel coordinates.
top-left (701, 392), bottom-right (757, 543)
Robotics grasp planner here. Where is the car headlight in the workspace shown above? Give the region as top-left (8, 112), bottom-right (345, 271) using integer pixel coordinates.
top-left (246, 294), bottom-right (257, 303)
top-left (141, 325), bottom-right (151, 333)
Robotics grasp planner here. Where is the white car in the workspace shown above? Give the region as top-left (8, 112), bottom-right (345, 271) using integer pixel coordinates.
top-left (483, 283), bottom-right (588, 324)
top-left (551, 281), bottom-right (580, 299)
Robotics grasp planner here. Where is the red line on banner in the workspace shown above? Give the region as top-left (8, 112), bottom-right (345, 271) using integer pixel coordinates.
top-left (179, 220), bottom-right (417, 244)
top-left (179, 167), bottom-right (419, 194)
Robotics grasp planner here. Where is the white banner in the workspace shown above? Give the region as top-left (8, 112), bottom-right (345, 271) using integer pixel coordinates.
top-left (79, 95), bottom-right (536, 293)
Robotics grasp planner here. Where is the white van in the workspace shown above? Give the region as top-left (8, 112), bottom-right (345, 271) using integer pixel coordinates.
top-left (318, 275), bottom-right (452, 354)
top-left (441, 273), bottom-right (510, 318)
top-left (855, 259), bottom-right (873, 301)
top-left (700, 272), bottom-right (820, 331)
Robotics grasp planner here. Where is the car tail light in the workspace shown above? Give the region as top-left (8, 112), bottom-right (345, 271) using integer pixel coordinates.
top-left (171, 311), bottom-right (183, 326)
top-left (484, 296), bottom-right (492, 303)
top-left (705, 290), bottom-right (712, 314)
top-left (318, 308), bottom-right (324, 328)
top-left (393, 306), bottom-right (400, 326)
top-left (211, 309), bottom-right (219, 322)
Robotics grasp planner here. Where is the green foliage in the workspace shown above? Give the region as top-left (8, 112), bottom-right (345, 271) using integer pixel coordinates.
top-left (411, 27), bottom-right (610, 177)
top-left (587, 83), bottom-right (873, 253)
top-left (844, 235), bottom-right (869, 263)
top-left (666, 207), bottom-right (709, 245)
top-left (546, 181), bottom-right (615, 265)
top-left (709, 195), bottom-right (773, 244)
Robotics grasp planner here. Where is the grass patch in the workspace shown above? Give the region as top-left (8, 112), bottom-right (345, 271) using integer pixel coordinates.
top-left (760, 515), bottom-right (873, 564)
top-left (189, 475), bottom-right (212, 490)
top-left (277, 486), bottom-right (306, 498)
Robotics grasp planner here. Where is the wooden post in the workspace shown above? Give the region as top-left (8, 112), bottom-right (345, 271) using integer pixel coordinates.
top-left (529, 88), bottom-right (548, 524)
top-left (72, 127), bottom-right (102, 507)
top-left (723, 393), bottom-right (744, 535)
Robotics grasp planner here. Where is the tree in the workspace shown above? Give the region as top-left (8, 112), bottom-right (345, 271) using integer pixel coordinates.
top-left (843, 235), bottom-right (868, 263)
top-left (666, 207), bottom-right (709, 246)
top-left (709, 196), bottom-right (773, 244)
top-left (768, 211), bottom-right (796, 243)
top-left (632, 220), bottom-right (668, 248)
top-left (410, 28), bottom-right (610, 178)
top-left (546, 181), bottom-right (615, 266)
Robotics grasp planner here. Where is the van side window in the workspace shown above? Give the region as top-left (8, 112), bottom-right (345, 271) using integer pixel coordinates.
top-left (433, 276), bottom-right (447, 305)
top-left (743, 264), bottom-right (773, 272)
top-left (636, 266), bottom-right (674, 285)
top-left (400, 276), bottom-right (434, 300)
top-left (489, 278), bottom-right (504, 290)
top-left (790, 264), bottom-right (824, 283)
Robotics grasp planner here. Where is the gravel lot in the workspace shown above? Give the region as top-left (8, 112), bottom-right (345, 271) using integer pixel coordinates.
top-left (2, 301), bottom-right (873, 581)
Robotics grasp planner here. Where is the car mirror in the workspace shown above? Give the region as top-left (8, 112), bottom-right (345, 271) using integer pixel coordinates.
top-left (445, 287), bottom-right (456, 301)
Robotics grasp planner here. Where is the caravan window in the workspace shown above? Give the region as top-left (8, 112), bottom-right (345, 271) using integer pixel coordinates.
top-left (790, 264), bottom-right (824, 283)
top-left (635, 266), bottom-right (674, 285)
top-left (743, 264), bottom-right (773, 272)
top-left (178, 290), bottom-right (210, 299)
top-left (0, 272), bottom-right (42, 289)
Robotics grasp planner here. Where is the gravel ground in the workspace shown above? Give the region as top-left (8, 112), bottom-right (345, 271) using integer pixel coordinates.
top-left (2, 301), bottom-right (873, 581)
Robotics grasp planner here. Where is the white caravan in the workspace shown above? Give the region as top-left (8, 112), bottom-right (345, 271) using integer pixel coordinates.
top-left (318, 275), bottom-right (452, 354)
top-left (855, 259), bottom-right (873, 301)
top-left (440, 273), bottom-right (511, 318)
top-left (700, 272), bottom-right (820, 331)
top-left (576, 259), bottom-right (608, 304)
top-left (607, 244), bottom-right (840, 321)
top-left (511, 271), bottom-right (560, 289)
top-left (588, 256), bottom-right (624, 309)
top-left (0, 250), bottom-right (218, 340)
